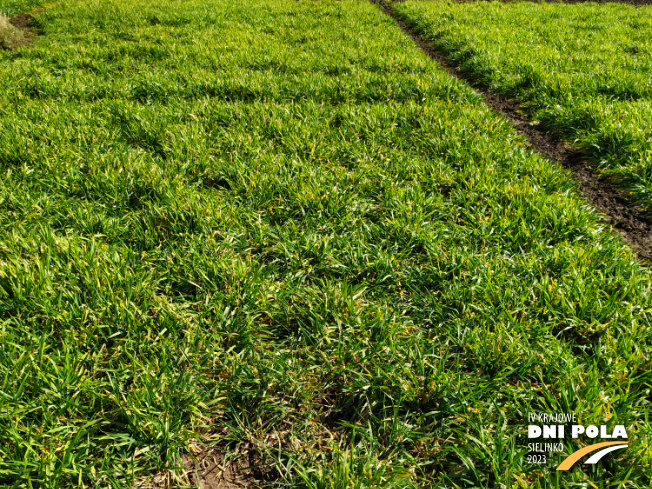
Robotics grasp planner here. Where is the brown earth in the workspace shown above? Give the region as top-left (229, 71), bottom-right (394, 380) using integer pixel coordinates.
top-left (8, 13), bottom-right (37, 29)
top-left (374, 0), bottom-right (652, 261)
top-left (134, 443), bottom-right (274, 489)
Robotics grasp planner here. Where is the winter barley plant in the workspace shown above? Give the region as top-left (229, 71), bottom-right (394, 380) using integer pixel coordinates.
top-left (394, 1), bottom-right (652, 212)
top-left (0, 0), bottom-right (651, 487)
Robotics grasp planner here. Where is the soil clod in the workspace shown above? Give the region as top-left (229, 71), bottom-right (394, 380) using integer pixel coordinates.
top-left (134, 443), bottom-right (275, 489)
top-left (9, 13), bottom-right (37, 29)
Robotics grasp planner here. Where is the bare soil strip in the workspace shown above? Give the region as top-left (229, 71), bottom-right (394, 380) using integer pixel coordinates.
top-left (373, 0), bottom-right (652, 261)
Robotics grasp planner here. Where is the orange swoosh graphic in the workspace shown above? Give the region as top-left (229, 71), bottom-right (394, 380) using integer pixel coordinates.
top-left (557, 441), bottom-right (628, 471)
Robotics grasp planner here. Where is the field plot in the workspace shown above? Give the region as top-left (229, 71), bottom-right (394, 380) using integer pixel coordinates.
top-left (1, 0), bottom-right (651, 487)
top-left (393, 1), bottom-right (652, 211)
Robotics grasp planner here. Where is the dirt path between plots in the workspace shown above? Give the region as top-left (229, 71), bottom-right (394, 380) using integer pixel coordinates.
top-left (373, 0), bottom-right (652, 262)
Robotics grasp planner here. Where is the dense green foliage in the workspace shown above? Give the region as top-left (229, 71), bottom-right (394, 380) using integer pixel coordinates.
top-left (0, 0), bottom-right (44, 16)
top-left (394, 1), bottom-right (652, 210)
top-left (1, 0), bottom-right (651, 487)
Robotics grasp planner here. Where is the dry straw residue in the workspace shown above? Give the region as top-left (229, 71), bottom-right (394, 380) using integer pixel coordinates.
top-left (0, 14), bottom-right (25, 50)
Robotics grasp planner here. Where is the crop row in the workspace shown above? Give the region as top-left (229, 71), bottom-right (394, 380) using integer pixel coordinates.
top-left (394, 1), bottom-right (652, 211)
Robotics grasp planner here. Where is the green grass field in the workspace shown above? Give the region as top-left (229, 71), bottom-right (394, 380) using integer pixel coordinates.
top-left (0, 0), bottom-right (43, 16)
top-left (1, 0), bottom-right (651, 487)
top-left (393, 1), bottom-right (652, 212)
